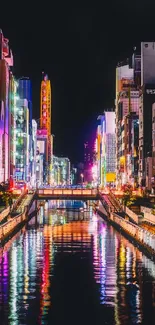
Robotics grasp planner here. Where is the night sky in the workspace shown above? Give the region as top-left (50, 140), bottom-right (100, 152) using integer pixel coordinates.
top-left (1, 1), bottom-right (155, 162)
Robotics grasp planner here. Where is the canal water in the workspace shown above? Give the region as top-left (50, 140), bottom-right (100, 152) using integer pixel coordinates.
top-left (0, 200), bottom-right (155, 325)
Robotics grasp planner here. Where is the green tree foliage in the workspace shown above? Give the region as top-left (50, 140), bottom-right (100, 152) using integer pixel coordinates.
top-left (122, 191), bottom-right (136, 207)
top-left (1, 191), bottom-right (13, 208)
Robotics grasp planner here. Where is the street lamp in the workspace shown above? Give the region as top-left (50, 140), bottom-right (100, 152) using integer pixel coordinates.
top-left (80, 173), bottom-right (84, 186)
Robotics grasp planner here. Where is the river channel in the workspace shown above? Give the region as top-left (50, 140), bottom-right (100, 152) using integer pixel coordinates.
top-left (0, 200), bottom-right (155, 324)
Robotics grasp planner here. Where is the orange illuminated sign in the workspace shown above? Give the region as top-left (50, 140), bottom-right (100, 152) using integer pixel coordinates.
top-left (63, 190), bottom-right (72, 195)
top-left (53, 190), bottom-right (63, 195)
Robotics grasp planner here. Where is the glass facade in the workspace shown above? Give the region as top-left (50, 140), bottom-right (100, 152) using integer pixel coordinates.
top-left (15, 99), bottom-right (29, 182)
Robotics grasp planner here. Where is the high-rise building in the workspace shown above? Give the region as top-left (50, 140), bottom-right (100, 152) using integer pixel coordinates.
top-left (115, 56), bottom-right (140, 189)
top-left (53, 156), bottom-right (70, 185)
top-left (0, 30), bottom-right (13, 184)
top-left (139, 42), bottom-right (155, 190)
top-left (9, 73), bottom-right (18, 189)
top-left (30, 119), bottom-right (37, 187)
top-left (18, 77), bottom-right (33, 186)
top-left (36, 143), bottom-right (44, 188)
top-left (37, 128), bottom-right (48, 184)
top-left (71, 166), bottom-right (77, 185)
top-left (84, 141), bottom-right (96, 183)
top-left (97, 111), bottom-right (116, 187)
top-left (96, 123), bottom-right (102, 185)
top-left (18, 77), bottom-right (32, 133)
top-left (152, 103), bottom-right (155, 190)
top-left (15, 99), bottom-right (29, 183)
top-left (84, 141), bottom-right (95, 167)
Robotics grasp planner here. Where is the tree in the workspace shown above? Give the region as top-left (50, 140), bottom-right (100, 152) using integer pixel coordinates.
top-left (1, 191), bottom-right (14, 208)
top-left (122, 191), bottom-right (136, 208)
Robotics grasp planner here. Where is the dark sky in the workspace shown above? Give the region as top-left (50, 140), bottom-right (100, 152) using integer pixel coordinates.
top-left (1, 1), bottom-right (155, 162)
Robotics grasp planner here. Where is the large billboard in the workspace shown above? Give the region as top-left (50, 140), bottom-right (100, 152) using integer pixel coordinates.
top-left (40, 74), bottom-right (51, 135)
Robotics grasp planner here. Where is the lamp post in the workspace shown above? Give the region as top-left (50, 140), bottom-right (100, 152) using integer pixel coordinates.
top-left (80, 173), bottom-right (84, 186)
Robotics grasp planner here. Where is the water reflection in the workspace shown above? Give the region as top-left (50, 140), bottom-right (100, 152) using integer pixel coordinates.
top-left (0, 200), bottom-right (155, 324)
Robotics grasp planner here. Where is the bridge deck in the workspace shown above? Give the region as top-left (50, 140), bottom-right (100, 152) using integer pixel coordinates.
top-left (36, 188), bottom-right (98, 200)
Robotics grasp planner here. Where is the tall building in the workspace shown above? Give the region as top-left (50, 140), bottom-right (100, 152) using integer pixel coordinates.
top-left (18, 77), bottom-right (34, 186)
top-left (0, 30), bottom-right (13, 184)
top-left (84, 141), bottom-right (95, 167)
top-left (96, 123), bottom-right (102, 185)
top-left (36, 140), bottom-right (44, 188)
top-left (84, 141), bottom-right (96, 183)
top-left (52, 156), bottom-right (60, 185)
top-left (15, 99), bottom-right (29, 182)
top-left (53, 156), bottom-right (70, 185)
top-left (37, 128), bottom-right (48, 184)
top-left (71, 166), bottom-right (77, 185)
top-left (97, 111), bottom-right (116, 187)
top-left (30, 119), bottom-right (37, 187)
top-left (152, 103), bottom-right (155, 190)
top-left (18, 77), bottom-right (32, 132)
top-left (115, 56), bottom-right (140, 189)
top-left (139, 42), bottom-right (155, 190)
top-left (40, 73), bottom-right (52, 183)
top-left (9, 73), bottom-right (17, 189)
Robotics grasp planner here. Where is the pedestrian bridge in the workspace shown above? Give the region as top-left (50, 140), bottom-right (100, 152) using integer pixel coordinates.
top-left (36, 188), bottom-right (98, 200)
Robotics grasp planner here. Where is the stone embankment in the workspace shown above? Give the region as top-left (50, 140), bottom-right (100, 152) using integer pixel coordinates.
top-left (96, 201), bottom-right (155, 261)
top-left (0, 192), bottom-right (36, 244)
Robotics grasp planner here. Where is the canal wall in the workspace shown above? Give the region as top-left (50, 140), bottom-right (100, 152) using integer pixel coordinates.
top-left (124, 206), bottom-right (139, 224)
top-left (0, 208), bottom-right (27, 244)
top-left (140, 206), bottom-right (155, 225)
top-left (97, 205), bottom-right (155, 261)
top-left (0, 191), bottom-right (29, 224)
top-left (0, 194), bottom-right (37, 245)
top-left (0, 207), bottom-right (10, 223)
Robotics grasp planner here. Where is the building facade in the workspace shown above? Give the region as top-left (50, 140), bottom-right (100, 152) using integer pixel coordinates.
top-left (15, 99), bottom-right (29, 183)
top-left (115, 57), bottom-right (140, 189)
top-left (83, 141), bottom-right (96, 183)
top-left (139, 42), bottom-right (155, 191)
top-left (97, 112), bottom-right (116, 187)
top-left (9, 73), bottom-right (17, 188)
top-left (30, 119), bottom-right (37, 187)
top-left (18, 77), bottom-right (32, 132)
top-left (37, 128), bottom-right (48, 184)
top-left (53, 156), bottom-right (70, 185)
top-left (0, 30), bottom-right (13, 184)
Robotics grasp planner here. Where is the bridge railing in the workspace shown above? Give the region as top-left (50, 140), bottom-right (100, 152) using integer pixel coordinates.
top-left (37, 188), bottom-right (97, 196)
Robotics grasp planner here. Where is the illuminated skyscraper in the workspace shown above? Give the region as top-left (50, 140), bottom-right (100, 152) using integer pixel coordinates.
top-left (0, 29), bottom-right (13, 184)
top-left (40, 73), bottom-right (52, 183)
top-left (53, 156), bottom-right (70, 185)
top-left (139, 42), bottom-right (155, 190)
top-left (9, 73), bottom-right (18, 188)
top-left (97, 111), bottom-right (116, 187)
top-left (84, 141), bottom-right (96, 183)
top-left (18, 78), bottom-right (34, 185)
top-left (18, 77), bottom-right (32, 133)
top-left (115, 55), bottom-right (140, 189)
top-left (15, 99), bottom-right (29, 182)
top-left (30, 119), bottom-right (37, 187)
